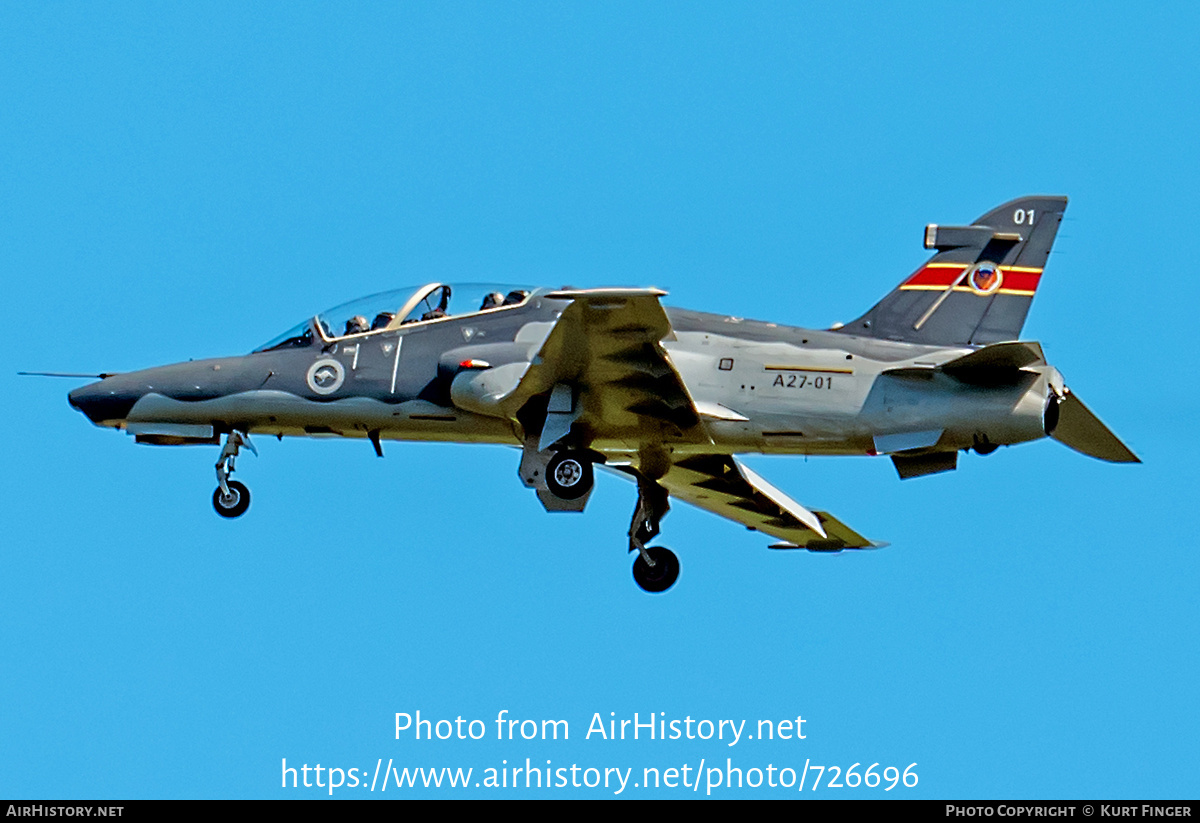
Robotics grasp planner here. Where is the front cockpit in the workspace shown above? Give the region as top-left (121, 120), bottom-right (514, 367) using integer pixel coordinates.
top-left (254, 282), bottom-right (534, 353)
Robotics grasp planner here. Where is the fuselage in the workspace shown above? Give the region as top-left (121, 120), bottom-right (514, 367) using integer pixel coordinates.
top-left (68, 285), bottom-right (1053, 463)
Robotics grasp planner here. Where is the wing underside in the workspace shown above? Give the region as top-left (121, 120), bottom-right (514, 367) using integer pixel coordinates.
top-left (505, 288), bottom-right (707, 445)
top-left (656, 455), bottom-right (881, 551)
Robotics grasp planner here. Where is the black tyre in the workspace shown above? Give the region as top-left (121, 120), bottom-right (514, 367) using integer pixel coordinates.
top-left (546, 452), bottom-right (594, 500)
top-left (632, 546), bottom-right (680, 593)
top-left (212, 480), bottom-right (251, 519)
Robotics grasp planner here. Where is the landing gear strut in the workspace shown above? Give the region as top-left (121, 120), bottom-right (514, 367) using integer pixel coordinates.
top-left (213, 431), bottom-right (256, 519)
top-left (628, 476), bottom-right (679, 593)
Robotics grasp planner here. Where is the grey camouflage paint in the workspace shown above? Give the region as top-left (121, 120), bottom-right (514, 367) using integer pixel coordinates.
top-left (64, 195), bottom-right (1137, 563)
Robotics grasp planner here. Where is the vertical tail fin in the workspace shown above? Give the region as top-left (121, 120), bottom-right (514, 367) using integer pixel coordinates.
top-left (836, 195), bottom-right (1067, 346)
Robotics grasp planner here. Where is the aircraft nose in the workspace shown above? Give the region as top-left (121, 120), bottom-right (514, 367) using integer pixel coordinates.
top-left (68, 378), bottom-right (141, 426)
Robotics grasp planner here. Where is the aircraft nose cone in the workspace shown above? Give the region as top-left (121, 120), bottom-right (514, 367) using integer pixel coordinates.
top-left (68, 379), bottom-right (140, 426)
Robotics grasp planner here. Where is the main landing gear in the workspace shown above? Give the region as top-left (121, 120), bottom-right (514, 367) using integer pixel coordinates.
top-left (213, 431), bottom-right (256, 519)
top-left (546, 451), bottom-right (594, 499)
top-left (212, 480), bottom-right (250, 519)
top-left (628, 476), bottom-right (679, 593)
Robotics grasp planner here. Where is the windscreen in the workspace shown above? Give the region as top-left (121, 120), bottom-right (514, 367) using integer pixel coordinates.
top-left (254, 282), bottom-right (533, 352)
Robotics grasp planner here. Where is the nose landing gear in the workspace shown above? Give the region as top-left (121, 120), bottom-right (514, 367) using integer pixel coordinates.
top-left (632, 545), bottom-right (680, 593)
top-left (628, 476), bottom-right (679, 593)
top-left (213, 431), bottom-right (256, 519)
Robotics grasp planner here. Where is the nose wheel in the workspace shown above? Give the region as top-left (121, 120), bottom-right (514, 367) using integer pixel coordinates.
top-left (213, 431), bottom-right (256, 519)
top-left (632, 546), bottom-right (679, 593)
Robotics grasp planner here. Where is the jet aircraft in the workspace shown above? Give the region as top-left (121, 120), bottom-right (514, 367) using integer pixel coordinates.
top-left (59, 195), bottom-right (1138, 592)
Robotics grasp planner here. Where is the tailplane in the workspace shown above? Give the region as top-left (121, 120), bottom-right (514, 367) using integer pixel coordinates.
top-left (836, 195), bottom-right (1067, 346)
top-left (1046, 389), bottom-right (1140, 463)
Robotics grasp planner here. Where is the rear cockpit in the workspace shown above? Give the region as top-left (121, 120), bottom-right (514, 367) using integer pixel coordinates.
top-left (254, 282), bottom-right (533, 352)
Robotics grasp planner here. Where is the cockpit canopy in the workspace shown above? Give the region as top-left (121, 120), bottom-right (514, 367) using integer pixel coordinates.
top-left (255, 282), bottom-right (534, 352)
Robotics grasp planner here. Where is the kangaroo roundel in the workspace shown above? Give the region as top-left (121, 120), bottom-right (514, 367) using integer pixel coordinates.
top-left (306, 358), bottom-right (345, 395)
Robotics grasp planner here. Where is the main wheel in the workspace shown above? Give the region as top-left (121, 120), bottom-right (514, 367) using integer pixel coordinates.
top-left (546, 452), bottom-right (594, 499)
top-left (212, 480), bottom-right (251, 519)
top-left (632, 546), bottom-right (680, 593)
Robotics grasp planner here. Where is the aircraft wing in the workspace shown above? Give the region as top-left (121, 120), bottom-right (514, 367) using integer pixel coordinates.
top-left (656, 455), bottom-right (883, 551)
top-left (506, 288), bottom-right (709, 445)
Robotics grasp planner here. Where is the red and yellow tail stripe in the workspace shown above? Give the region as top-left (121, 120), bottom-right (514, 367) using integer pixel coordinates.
top-left (899, 263), bottom-right (1043, 297)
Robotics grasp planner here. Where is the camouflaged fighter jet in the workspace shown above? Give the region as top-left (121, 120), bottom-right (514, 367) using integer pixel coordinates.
top-left (59, 195), bottom-right (1138, 592)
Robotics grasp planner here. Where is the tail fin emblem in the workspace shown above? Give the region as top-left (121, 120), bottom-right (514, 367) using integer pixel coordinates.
top-left (968, 262), bottom-right (1003, 296)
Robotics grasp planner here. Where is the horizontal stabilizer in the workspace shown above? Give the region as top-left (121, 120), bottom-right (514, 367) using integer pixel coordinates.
top-left (881, 341), bottom-right (1045, 385)
top-left (1050, 392), bottom-right (1140, 463)
top-left (940, 341), bottom-right (1045, 373)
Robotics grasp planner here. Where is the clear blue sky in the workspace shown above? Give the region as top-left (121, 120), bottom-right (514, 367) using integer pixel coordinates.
top-left (3, 2), bottom-right (1196, 798)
